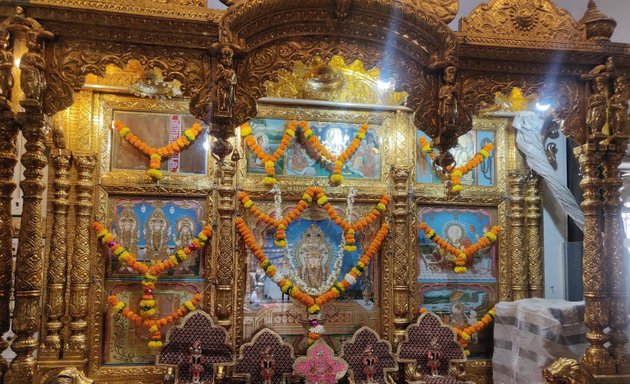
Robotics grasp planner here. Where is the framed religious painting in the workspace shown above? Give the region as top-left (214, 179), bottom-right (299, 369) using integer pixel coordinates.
top-left (416, 205), bottom-right (505, 359)
top-left (96, 94), bottom-right (212, 188)
top-left (238, 101), bottom-right (414, 193)
top-left (415, 117), bottom-right (512, 198)
top-left (240, 198), bottom-right (384, 353)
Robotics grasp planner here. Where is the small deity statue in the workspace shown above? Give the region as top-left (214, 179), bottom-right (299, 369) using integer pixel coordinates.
top-left (609, 76), bottom-right (629, 136)
top-left (116, 205), bottom-right (139, 256)
top-left (20, 30), bottom-right (47, 108)
top-left (362, 344), bottom-right (378, 382)
top-left (163, 367), bottom-right (176, 384)
top-left (189, 340), bottom-right (205, 384)
top-left (0, 28), bottom-right (13, 107)
top-left (260, 346), bottom-right (276, 384)
top-left (297, 224), bottom-right (330, 290)
top-left (439, 65), bottom-right (458, 131)
top-left (215, 46), bottom-right (236, 118)
top-left (585, 75), bottom-right (609, 137)
top-left (426, 337), bottom-right (442, 377)
top-left (143, 205), bottom-right (171, 262)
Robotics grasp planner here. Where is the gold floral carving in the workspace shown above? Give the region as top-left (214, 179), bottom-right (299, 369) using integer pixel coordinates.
top-left (402, 0), bottom-right (459, 24)
top-left (0, 106), bottom-right (17, 377)
top-left (575, 144), bottom-right (615, 374)
top-left (460, 0), bottom-right (585, 43)
top-left (263, 55), bottom-right (408, 105)
top-left (65, 154), bottom-right (96, 362)
top-left (543, 358), bottom-right (595, 384)
top-left (602, 141), bottom-right (630, 372)
top-left (390, 165), bottom-right (412, 345)
top-left (43, 39), bottom-right (208, 117)
top-left (453, 359), bottom-right (492, 384)
top-left (508, 172), bottom-right (527, 301)
top-left (524, 173), bottom-right (543, 298)
top-left (40, 151), bottom-right (72, 359)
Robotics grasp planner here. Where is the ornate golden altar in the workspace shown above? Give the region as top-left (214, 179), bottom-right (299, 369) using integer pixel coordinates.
top-left (0, 0), bottom-right (628, 383)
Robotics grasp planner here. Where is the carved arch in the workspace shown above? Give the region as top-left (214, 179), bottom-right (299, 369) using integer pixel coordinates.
top-left (43, 38), bottom-right (210, 116)
top-left (222, 0), bottom-right (455, 135)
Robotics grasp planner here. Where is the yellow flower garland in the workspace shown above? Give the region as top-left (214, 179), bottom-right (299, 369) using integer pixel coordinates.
top-left (114, 120), bottom-right (204, 182)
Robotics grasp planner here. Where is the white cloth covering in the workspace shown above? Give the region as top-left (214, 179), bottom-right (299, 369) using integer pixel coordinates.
top-left (493, 299), bottom-right (588, 384)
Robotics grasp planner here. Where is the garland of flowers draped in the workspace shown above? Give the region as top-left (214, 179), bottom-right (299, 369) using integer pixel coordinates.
top-left (418, 307), bottom-right (496, 356)
top-left (237, 218), bottom-right (388, 345)
top-left (240, 120), bottom-right (369, 187)
top-left (236, 187), bottom-right (390, 345)
top-left (418, 223), bottom-right (501, 273)
top-left (114, 120), bottom-right (204, 182)
top-left (239, 187), bottom-right (390, 251)
top-left (93, 222), bottom-right (212, 349)
top-left (418, 136), bottom-right (494, 194)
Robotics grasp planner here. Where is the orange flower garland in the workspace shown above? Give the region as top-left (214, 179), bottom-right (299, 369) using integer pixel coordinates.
top-left (236, 217), bottom-right (389, 345)
top-left (418, 137), bottom-right (494, 194)
top-left (114, 120), bottom-right (204, 182)
top-left (416, 306), bottom-right (495, 356)
top-left (93, 221), bottom-right (212, 349)
top-left (418, 223), bottom-right (501, 273)
top-left (239, 187), bottom-right (390, 250)
top-left (303, 122), bottom-right (369, 186)
top-left (240, 120), bottom-right (297, 186)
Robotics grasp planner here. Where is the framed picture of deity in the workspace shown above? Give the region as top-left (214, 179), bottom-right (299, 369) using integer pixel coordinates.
top-left (415, 117), bottom-right (512, 198)
top-left (240, 199), bottom-right (383, 352)
top-left (96, 94), bottom-right (213, 189)
top-left (104, 196), bottom-right (208, 279)
top-left (238, 101), bottom-right (414, 193)
top-left (416, 205), bottom-right (502, 359)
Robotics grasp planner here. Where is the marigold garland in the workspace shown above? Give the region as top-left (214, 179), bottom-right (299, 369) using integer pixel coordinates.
top-left (238, 187), bottom-right (390, 250)
top-left (417, 306), bottom-right (495, 356)
top-left (241, 120), bottom-right (297, 186)
top-left (240, 120), bottom-right (369, 187)
top-left (303, 122), bottom-right (369, 186)
top-left (418, 137), bottom-right (494, 194)
top-left (235, 216), bottom-right (389, 345)
top-left (418, 223), bottom-right (501, 273)
top-left (93, 221), bottom-right (212, 349)
top-left (114, 120), bottom-right (204, 182)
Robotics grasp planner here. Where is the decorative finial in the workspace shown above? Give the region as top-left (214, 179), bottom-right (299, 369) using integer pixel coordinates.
top-left (579, 0), bottom-right (616, 41)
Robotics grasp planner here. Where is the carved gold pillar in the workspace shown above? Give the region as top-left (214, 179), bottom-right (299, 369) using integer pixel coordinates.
top-left (0, 107), bottom-right (17, 378)
top-left (602, 141), bottom-right (630, 373)
top-left (5, 110), bottom-right (48, 383)
top-left (214, 155), bottom-right (237, 337)
top-left (390, 165), bottom-right (411, 345)
top-left (40, 151), bottom-right (72, 359)
top-left (524, 173), bottom-right (543, 298)
top-left (576, 144), bottom-right (615, 374)
top-left (508, 171), bottom-right (528, 300)
top-left (64, 154), bottom-right (96, 363)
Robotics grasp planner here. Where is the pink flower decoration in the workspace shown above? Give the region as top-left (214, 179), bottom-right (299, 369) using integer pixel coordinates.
top-left (293, 341), bottom-right (348, 384)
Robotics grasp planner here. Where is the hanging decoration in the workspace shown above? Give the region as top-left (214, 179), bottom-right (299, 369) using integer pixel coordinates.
top-left (239, 120), bottom-right (369, 187)
top-left (417, 223), bottom-right (501, 273)
top-left (418, 136), bottom-right (494, 194)
top-left (236, 186), bottom-right (390, 345)
top-left (92, 221), bottom-right (212, 350)
top-left (418, 307), bottom-right (496, 356)
top-left (114, 120), bottom-right (204, 182)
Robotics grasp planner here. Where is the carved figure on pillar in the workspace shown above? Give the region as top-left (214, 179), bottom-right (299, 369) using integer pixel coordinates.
top-left (0, 28), bottom-right (13, 108)
top-left (609, 76), bottom-right (629, 137)
top-left (20, 30), bottom-right (48, 109)
top-left (439, 65), bottom-right (458, 132)
top-left (214, 46), bottom-right (236, 119)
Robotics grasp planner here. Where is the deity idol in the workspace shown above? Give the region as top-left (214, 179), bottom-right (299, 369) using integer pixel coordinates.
top-left (189, 340), bottom-right (205, 384)
top-left (116, 205), bottom-right (139, 256)
top-left (426, 337), bottom-right (442, 376)
top-left (175, 216), bottom-right (197, 273)
top-left (298, 224), bottom-right (330, 289)
top-left (260, 346), bottom-right (276, 384)
top-left (362, 344), bottom-right (378, 382)
top-left (143, 205), bottom-right (171, 262)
